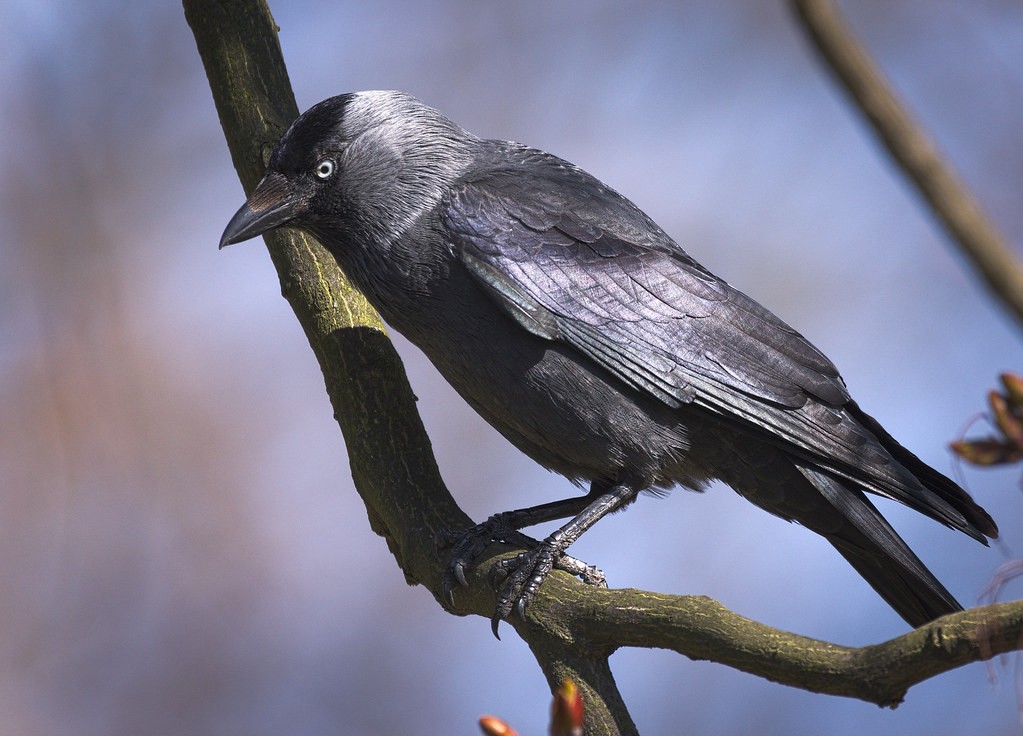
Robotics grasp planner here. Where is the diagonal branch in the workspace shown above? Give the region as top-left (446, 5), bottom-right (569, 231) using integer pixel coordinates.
top-left (186, 2), bottom-right (1023, 733)
top-left (183, 0), bottom-right (635, 731)
top-left (792, 0), bottom-right (1023, 329)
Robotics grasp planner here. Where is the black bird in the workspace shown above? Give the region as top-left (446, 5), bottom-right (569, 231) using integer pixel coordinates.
top-left (221, 91), bottom-right (996, 632)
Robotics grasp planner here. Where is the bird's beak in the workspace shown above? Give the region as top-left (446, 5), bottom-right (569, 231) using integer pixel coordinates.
top-left (219, 172), bottom-right (307, 249)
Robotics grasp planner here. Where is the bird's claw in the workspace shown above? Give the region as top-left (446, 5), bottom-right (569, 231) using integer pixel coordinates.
top-left (441, 520), bottom-right (605, 636)
top-left (489, 551), bottom-right (605, 586)
top-left (440, 516), bottom-right (537, 607)
top-left (488, 533), bottom-right (605, 638)
top-left (490, 540), bottom-right (563, 637)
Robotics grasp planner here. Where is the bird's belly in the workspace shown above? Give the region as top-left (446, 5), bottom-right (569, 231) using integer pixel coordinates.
top-left (417, 324), bottom-right (707, 489)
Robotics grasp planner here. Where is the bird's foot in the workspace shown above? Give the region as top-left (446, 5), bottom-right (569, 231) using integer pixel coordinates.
top-left (488, 529), bottom-right (606, 638)
top-left (440, 519), bottom-right (605, 636)
top-left (440, 514), bottom-right (540, 605)
top-left (492, 549), bottom-right (606, 589)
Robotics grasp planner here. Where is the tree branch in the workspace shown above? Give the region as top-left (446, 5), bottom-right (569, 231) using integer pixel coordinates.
top-left (186, 2), bottom-right (1023, 733)
top-left (792, 0), bottom-right (1023, 329)
top-left (183, 0), bottom-right (635, 730)
top-left (567, 589), bottom-right (1023, 707)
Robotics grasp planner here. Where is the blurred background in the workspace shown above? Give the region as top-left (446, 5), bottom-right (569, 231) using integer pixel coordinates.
top-left (2, 1), bottom-right (1023, 733)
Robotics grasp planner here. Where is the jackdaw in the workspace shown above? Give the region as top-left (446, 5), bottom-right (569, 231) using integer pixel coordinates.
top-left (221, 91), bottom-right (996, 632)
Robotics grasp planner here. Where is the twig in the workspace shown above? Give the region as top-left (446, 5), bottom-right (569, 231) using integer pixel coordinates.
top-left (792, 0), bottom-right (1023, 328)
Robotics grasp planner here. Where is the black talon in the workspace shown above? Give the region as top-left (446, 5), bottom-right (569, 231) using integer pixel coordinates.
top-left (441, 514), bottom-right (534, 608)
top-left (443, 483), bottom-right (630, 631)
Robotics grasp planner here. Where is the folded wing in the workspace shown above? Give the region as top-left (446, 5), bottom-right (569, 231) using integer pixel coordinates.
top-left (441, 151), bottom-right (993, 540)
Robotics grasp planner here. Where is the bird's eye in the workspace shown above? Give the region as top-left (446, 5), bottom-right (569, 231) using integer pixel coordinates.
top-left (314, 159), bottom-right (335, 179)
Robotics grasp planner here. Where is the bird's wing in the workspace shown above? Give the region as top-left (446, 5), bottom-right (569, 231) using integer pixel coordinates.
top-left (442, 160), bottom-right (847, 413)
top-left (440, 156), bottom-right (972, 531)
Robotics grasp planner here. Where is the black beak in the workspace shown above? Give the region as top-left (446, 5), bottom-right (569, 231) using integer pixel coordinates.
top-left (219, 172), bottom-right (307, 249)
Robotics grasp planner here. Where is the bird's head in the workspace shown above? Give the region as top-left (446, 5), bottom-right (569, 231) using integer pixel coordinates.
top-left (220, 91), bottom-right (478, 249)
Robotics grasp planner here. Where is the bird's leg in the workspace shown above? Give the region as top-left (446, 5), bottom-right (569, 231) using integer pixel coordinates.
top-left (490, 480), bottom-right (638, 637)
top-left (441, 494), bottom-right (602, 607)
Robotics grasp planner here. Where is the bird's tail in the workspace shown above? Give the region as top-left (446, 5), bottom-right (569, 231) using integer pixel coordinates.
top-left (846, 400), bottom-right (998, 542)
top-left (794, 460), bottom-right (961, 627)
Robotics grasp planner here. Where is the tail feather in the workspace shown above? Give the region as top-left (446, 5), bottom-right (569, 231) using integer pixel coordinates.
top-left (794, 460), bottom-right (962, 627)
top-left (830, 538), bottom-right (961, 628)
top-left (847, 400), bottom-right (998, 541)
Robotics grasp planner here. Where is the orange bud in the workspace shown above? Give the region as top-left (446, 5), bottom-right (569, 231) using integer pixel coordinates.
top-left (550, 679), bottom-right (584, 736)
top-left (479, 715), bottom-right (518, 736)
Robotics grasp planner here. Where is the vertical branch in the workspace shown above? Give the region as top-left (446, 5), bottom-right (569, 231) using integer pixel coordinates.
top-left (528, 640), bottom-right (639, 736)
top-left (792, 0), bottom-right (1023, 329)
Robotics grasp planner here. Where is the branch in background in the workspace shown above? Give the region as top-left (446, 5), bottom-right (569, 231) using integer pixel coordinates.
top-left (792, 0), bottom-right (1023, 329)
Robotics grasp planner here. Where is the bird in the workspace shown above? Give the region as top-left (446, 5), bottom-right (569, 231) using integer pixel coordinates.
top-left (221, 90), bottom-right (996, 634)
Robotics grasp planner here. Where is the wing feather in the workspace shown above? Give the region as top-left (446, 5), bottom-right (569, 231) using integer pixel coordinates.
top-left (440, 154), bottom-right (976, 532)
